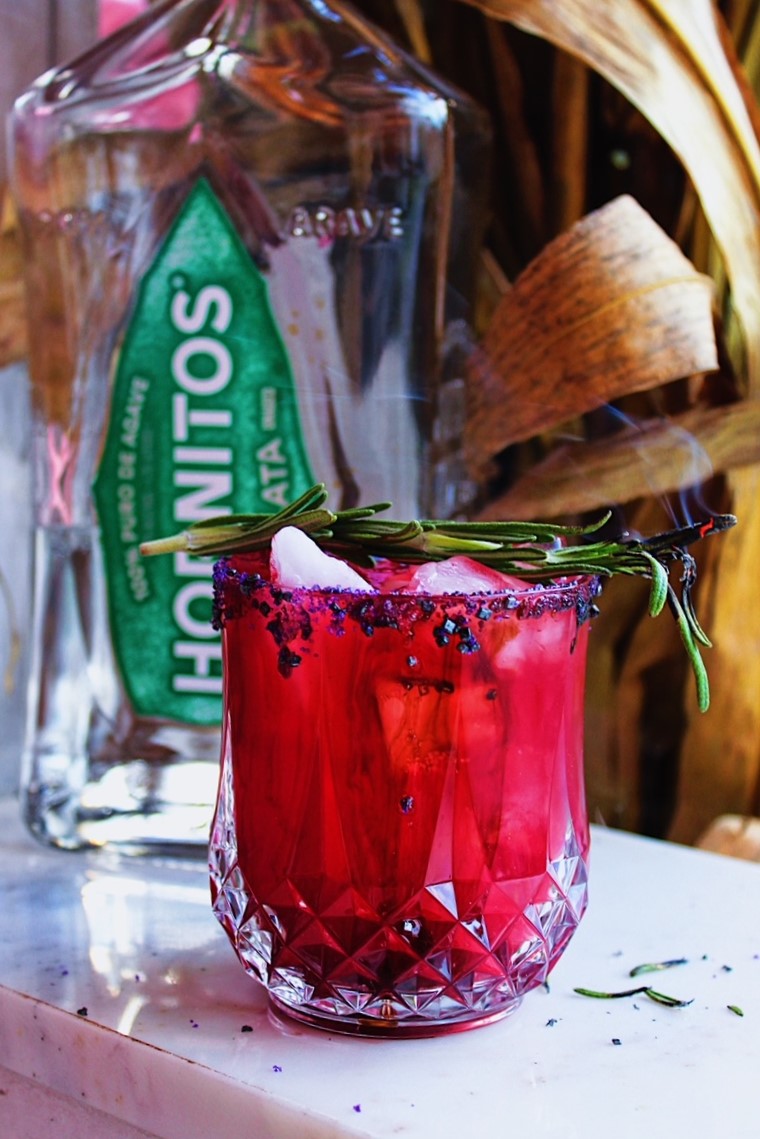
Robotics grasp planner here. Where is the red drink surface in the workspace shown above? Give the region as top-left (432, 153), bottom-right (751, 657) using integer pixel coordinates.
top-left (210, 554), bottom-right (598, 1035)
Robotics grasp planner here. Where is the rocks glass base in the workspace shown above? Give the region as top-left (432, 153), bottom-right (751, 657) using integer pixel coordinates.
top-left (210, 556), bottom-right (598, 1037)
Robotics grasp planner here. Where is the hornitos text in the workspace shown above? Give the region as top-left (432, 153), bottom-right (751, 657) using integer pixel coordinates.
top-left (167, 280), bottom-right (296, 698)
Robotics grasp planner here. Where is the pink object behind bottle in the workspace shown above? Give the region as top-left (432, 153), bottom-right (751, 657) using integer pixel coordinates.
top-left (99, 0), bottom-right (150, 38)
top-left (96, 0), bottom-right (199, 128)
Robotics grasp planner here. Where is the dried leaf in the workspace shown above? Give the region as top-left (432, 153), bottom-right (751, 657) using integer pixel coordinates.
top-left (0, 279), bottom-right (26, 368)
top-left (0, 192), bottom-right (26, 367)
top-left (697, 814), bottom-right (760, 861)
top-left (393, 0), bottom-right (432, 64)
top-left (725, 0), bottom-right (759, 52)
top-left (550, 52), bottom-right (590, 232)
top-left (670, 465), bottom-right (760, 842)
top-left (584, 575), bottom-right (645, 828)
top-left (484, 21), bottom-right (547, 250)
top-left (460, 0), bottom-right (760, 391)
top-left (466, 195), bottom-right (717, 469)
top-left (583, 499), bottom-right (679, 831)
top-left (478, 401), bottom-right (760, 519)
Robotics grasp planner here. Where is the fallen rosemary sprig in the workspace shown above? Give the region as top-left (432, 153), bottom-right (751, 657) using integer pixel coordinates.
top-left (574, 986), bottom-right (694, 1008)
top-left (140, 482), bottom-right (735, 711)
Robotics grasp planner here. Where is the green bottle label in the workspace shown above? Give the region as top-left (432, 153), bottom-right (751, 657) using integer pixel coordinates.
top-left (93, 179), bottom-right (315, 725)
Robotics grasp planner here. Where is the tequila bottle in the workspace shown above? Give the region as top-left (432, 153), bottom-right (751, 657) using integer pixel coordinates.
top-left (9, 0), bottom-right (490, 851)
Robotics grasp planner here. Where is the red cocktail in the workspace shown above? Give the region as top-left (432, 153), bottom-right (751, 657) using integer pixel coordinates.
top-left (210, 551), bottom-right (598, 1035)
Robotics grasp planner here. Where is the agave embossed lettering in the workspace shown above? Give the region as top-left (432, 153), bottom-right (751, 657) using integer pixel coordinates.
top-left (287, 204), bottom-right (405, 242)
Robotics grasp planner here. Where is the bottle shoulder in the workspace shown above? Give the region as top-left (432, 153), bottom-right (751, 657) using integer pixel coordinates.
top-left (13, 0), bottom-right (485, 132)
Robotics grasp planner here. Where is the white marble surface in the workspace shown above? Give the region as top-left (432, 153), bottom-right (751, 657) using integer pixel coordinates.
top-left (1, 794), bottom-right (759, 1139)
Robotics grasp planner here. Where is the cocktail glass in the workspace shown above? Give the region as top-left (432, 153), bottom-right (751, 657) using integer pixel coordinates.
top-left (209, 553), bottom-right (599, 1036)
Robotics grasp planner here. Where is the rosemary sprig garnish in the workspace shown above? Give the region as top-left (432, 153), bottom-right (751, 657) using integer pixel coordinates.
top-left (140, 482), bottom-right (736, 711)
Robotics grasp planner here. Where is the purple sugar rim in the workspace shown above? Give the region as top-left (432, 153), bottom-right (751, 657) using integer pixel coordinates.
top-left (212, 555), bottom-right (603, 631)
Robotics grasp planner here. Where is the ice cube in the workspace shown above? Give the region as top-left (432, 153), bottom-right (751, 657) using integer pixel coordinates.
top-left (494, 606), bottom-right (572, 671)
top-left (406, 556), bottom-right (527, 595)
top-left (270, 526), bottom-right (375, 592)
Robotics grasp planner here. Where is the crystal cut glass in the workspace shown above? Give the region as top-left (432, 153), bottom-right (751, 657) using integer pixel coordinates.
top-left (209, 554), bottom-right (597, 1036)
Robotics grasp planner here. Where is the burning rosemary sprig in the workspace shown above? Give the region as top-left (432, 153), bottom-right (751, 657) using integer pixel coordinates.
top-left (140, 483), bottom-right (735, 712)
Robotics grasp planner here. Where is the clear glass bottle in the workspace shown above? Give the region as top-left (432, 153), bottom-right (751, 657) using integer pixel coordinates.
top-left (9, 0), bottom-right (490, 852)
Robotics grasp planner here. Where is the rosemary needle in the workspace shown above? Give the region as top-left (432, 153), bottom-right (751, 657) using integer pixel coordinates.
top-left (629, 957), bottom-right (689, 977)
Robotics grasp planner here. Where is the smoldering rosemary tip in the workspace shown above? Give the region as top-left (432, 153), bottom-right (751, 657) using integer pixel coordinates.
top-left (140, 483), bottom-right (736, 712)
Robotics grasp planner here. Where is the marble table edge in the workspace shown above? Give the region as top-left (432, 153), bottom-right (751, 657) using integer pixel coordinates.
top-left (0, 984), bottom-right (367, 1139)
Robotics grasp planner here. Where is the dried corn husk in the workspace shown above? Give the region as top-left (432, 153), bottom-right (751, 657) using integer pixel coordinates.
top-left (467, 195), bottom-right (718, 471)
